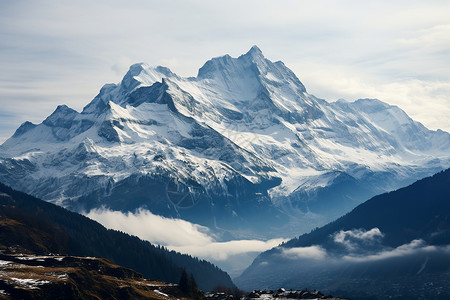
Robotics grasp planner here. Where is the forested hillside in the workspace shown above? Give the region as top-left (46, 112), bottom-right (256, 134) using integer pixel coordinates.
top-left (0, 182), bottom-right (234, 291)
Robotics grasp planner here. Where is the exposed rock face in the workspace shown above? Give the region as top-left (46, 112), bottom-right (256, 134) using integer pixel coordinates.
top-left (1, 46), bottom-right (449, 237)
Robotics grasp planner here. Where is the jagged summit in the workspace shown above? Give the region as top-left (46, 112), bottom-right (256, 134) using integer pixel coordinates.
top-left (120, 63), bottom-right (175, 93)
top-left (197, 45), bottom-right (306, 93)
top-left (197, 45), bottom-right (266, 78)
top-left (43, 105), bottom-right (78, 127)
top-left (12, 121), bottom-right (37, 138)
top-left (246, 45), bottom-right (264, 57)
top-left (1, 47), bottom-right (449, 238)
top-left (239, 45), bottom-right (269, 68)
top-left (82, 46), bottom-right (309, 118)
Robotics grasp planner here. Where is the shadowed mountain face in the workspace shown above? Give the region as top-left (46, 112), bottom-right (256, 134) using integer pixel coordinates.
top-left (0, 182), bottom-right (234, 291)
top-left (1, 46), bottom-right (449, 238)
top-left (236, 168), bottom-right (450, 299)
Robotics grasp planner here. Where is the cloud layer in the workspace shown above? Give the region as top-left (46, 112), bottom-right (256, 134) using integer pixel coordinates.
top-left (333, 227), bottom-right (384, 251)
top-left (87, 208), bottom-right (213, 247)
top-left (170, 239), bottom-right (285, 261)
top-left (86, 208), bottom-right (286, 276)
top-left (279, 228), bottom-right (450, 265)
top-left (282, 246), bottom-right (327, 260)
top-left (341, 239), bottom-right (445, 263)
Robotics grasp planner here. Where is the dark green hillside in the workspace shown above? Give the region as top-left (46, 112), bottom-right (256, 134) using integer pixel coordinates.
top-left (285, 168), bottom-right (450, 249)
top-left (0, 182), bottom-right (234, 291)
top-left (236, 169), bottom-right (450, 299)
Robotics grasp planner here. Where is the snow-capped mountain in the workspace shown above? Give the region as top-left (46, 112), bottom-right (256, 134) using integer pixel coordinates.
top-left (1, 46), bottom-right (449, 237)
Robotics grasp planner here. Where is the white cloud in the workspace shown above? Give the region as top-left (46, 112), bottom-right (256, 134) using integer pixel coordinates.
top-left (334, 228), bottom-right (384, 243)
top-left (86, 208), bottom-right (286, 270)
top-left (281, 245), bottom-right (327, 260)
top-left (277, 231), bottom-right (450, 271)
top-left (171, 239), bottom-right (286, 261)
top-left (375, 80), bottom-right (450, 132)
top-left (397, 24), bottom-right (450, 49)
top-left (333, 228), bottom-right (384, 251)
top-left (333, 227), bottom-right (384, 245)
top-left (331, 229), bottom-right (450, 264)
top-left (295, 60), bottom-right (450, 132)
top-left (86, 208), bottom-right (213, 247)
top-left (343, 239), bottom-right (450, 263)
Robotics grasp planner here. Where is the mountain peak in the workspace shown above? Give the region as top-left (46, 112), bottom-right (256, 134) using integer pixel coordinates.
top-left (125, 63), bottom-right (175, 79)
top-left (197, 46), bottom-right (268, 79)
top-left (2, 46), bottom-right (449, 246)
top-left (12, 121), bottom-right (37, 138)
top-left (240, 45), bottom-right (267, 65)
top-left (120, 63), bottom-right (146, 91)
top-left (246, 45), bottom-right (264, 58)
top-left (121, 63), bottom-right (175, 92)
top-left (128, 62), bottom-right (147, 76)
top-left (43, 105), bottom-right (78, 128)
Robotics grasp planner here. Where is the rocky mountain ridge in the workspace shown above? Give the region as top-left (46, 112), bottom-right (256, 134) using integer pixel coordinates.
top-left (1, 46), bottom-right (449, 237)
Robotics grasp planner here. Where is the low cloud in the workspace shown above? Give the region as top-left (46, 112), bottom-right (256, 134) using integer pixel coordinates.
top-left (171, 239), bottom-right (286, 261)
top-left (332, 229), bottom-right (450, 264)
top-left (333, 227), bottom-right (384, 251)
top-left (86, 208), bottom-right (213, 247)
top-left (281, 245), bottom-right (327, 260)
top-left (343, 239), bottom-right (450, 263)
top-left (86, 208), bottom-right (286, 263)
top-left (276, 227), bottom-right (450, 272)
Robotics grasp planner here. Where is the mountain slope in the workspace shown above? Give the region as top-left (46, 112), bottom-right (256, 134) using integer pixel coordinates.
top-left (0, 182), bottom-right (234, 291)
top-left (0, 46), bottom-right (449, 237)
top-left (235, 168), bottom-right (450, 299)
top-left (0, 253), bottom-right (189, 300)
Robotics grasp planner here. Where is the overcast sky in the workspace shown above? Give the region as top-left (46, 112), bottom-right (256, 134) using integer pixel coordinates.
top-left (1, 0), bottom-right (450, 143)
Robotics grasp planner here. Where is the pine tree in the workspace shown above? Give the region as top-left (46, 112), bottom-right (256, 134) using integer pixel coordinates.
top-left (179, 269), bottom-right (189, 294)
top-left (189, 273), bottom-right (203, 300)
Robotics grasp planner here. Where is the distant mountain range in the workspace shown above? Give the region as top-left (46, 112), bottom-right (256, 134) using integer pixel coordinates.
top-left (1, 46), bottom-right (449, 238)
top-left (235, 168), bottom-right (450, 299)
top-left (0, 182), bottom-right (234, 291)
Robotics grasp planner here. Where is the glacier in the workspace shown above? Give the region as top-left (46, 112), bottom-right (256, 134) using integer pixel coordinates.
top-left (1, 45), bottom-right (449, 238)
